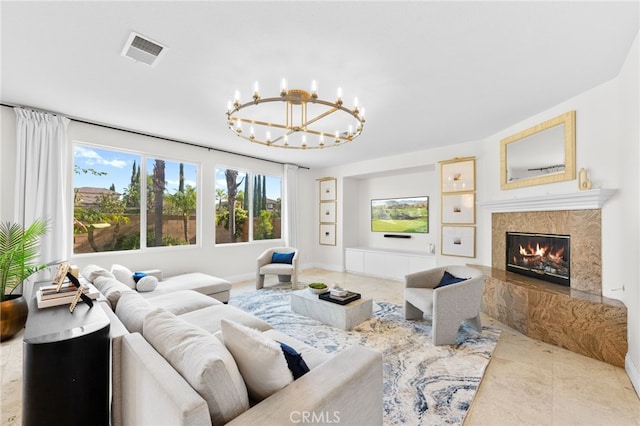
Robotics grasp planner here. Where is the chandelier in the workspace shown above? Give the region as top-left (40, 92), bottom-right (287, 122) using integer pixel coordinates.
top-left (226, 79), bottom-right (365, 149)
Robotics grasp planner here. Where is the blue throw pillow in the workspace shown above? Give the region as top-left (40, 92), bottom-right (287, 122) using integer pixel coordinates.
top-left (434, 271), bottom-right (468, 289)
top-left (272, 252), bottom-right (295, 264)
top-left (132, 271), bottom-right (148, 283)
top-left (279, 342), bottom-right (310, 380)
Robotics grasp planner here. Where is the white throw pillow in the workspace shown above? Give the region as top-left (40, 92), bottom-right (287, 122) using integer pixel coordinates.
top-left (143, 309), bottom-right (249, 424)
top-left (81, 264), bottom-right (115, 283)
top-left (136, 275), bottom-right (158, 292)
top-left (220, 319), bottom-right (293, 401)
top-left (111, 264), bottom-right (136, 289)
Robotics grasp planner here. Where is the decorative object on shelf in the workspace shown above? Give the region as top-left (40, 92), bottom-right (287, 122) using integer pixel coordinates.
top-left (319, 224), bottom-right (336, 246)
top-left (439, 157), bottom-right (476, 258)
top-left (307, 283), bottom-right (328, 295)
top-left (320, 201), bottom-right (336, 223)
top-left (440, 157), bottom-right (475, 193)
top-left (441, 192), bottom-right (475, 224)
top-left (226, 79), bottom-right (365, 149)
top-left (501, 110), bottom-right (576, 190)
top-left (0, 219), bottom-right (48, 341)
top-left (578, 167), bottom-right (593, 190)
top-left (441, 226), bottom-right (476, 258)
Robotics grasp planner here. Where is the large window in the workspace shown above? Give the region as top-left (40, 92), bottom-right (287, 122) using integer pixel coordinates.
top-left (73, 144), bottom-right (198, 253)
top-left (146, 158), bottom-right (198, 247)
top-left (215, 168), bottom-right (281, 244)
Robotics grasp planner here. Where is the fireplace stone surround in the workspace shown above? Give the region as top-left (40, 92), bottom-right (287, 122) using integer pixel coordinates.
top-left (477, 192), bottom-right (627, 367)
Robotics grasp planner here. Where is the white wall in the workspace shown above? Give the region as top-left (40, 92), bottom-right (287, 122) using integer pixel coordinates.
top-left (618, 32), bottom-right (640, 396)
top-left (304, 31), bottom-right (639, 395)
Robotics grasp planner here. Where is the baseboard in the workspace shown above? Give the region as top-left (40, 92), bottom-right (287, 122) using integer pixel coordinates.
top-left (626, 354), bottom-right (640, 399)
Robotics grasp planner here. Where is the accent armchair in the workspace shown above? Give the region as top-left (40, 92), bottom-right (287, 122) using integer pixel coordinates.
top-left (256, 247), bottom-right (299, 290)
top-left (404, 265), bottom-right (485, 345)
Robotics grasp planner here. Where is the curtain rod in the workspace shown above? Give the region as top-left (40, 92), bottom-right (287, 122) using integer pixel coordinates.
top-left (0, 102), bottom-right (308, 170)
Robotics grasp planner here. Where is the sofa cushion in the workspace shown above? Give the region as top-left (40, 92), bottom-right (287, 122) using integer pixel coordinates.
top-left (136, 275), bottom-right (158, 292)
top-left (180, 304), bottom-right (271, 334)
top-left (93, 276), bottom-right (134, 310)
top-left (81, 264), bottom-right (115, 283)
top-left (259, 263), bottom-right (294, 275)
top-left (143, 309), bottom-right (249, 425)
top-left (147, 290), bottom-right (222, 315)
top-left (111, 264), bottom-right (137, 289)
top-left (138, 272), bottom-right (232, 298)
top-left (115, 292), bottom-right (155, 334)
top-left (220, 319), bottom-right (293, 401)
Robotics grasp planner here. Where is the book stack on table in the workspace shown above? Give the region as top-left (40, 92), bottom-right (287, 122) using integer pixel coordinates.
top-left (319, 289), bottom-right (361, 305)
top-left (37, 281), bottom-right (100, 309)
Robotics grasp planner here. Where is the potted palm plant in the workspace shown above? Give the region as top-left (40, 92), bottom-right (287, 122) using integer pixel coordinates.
top-left (0, 219), bottom-right (48, 341)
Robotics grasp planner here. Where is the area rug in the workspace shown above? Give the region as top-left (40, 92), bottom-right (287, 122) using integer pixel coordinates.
top-left (230, 288), bottom-right (501, 426)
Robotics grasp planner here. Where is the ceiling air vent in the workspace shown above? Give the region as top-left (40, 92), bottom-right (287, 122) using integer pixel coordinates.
top-left (121, 32), bottom-right (166, 67)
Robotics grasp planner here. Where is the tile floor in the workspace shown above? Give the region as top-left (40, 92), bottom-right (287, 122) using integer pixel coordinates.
top-left (2, 268), bottom-right (639, 425)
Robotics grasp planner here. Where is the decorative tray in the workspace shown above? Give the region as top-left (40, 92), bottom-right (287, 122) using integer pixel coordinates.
top-left (318, 291), bottom-right (361, 305)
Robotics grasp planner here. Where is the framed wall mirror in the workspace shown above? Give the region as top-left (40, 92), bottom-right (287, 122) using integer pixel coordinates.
top-left (500, 111), bottom-right (576, 190)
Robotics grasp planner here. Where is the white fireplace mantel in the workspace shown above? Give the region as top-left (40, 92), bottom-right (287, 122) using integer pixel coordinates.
top-left (477, 188), bottom-right (616, 212)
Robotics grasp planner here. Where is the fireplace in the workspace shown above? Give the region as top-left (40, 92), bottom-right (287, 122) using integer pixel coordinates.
top-left (506, 232), bottom-right (570, 286)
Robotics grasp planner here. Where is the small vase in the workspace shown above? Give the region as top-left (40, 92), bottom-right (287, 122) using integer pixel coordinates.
top-left (0, 295), bottom-right (29, 341)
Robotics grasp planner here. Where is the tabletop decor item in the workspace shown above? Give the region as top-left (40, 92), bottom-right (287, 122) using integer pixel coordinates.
top-left (308, 282), bottom-right (328, 295)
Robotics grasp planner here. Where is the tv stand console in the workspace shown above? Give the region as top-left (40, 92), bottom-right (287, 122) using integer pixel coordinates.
top-left (345, 247), bottom-right (435, 281)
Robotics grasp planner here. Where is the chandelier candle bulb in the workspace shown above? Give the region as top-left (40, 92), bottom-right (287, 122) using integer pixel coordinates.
top-left (280, 78), bottom-right (288, 96)
top-left (253, 81), bottom-right (260, 100)
top-left (336, 87), bottom-right (343, 105)
top-left (311, 80), bottom-right (318, 98)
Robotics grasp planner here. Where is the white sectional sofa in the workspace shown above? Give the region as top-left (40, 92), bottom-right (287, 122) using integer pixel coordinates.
top-left (81, 265), bottom-right (383, 426)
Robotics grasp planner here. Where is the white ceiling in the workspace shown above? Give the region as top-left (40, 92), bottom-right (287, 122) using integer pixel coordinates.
top-left (1, 1), bottom-right (638, 169)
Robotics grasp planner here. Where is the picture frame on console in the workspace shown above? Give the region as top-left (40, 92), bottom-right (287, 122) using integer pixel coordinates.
top-left (441, 192), bottom-right (475, 224)
top-left (441, 225), bottom-right (475, 258)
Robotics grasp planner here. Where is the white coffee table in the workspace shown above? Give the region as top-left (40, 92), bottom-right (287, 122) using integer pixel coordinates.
top-left (290, 289), bottom-right (373, 330)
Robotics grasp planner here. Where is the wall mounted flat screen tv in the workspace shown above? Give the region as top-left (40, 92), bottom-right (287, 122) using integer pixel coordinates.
top-left (371, 196), bottom-right (429, 233)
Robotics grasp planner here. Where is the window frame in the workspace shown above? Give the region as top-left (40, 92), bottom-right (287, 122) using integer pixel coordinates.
top-left (71, 141), bottom-right (202, 256)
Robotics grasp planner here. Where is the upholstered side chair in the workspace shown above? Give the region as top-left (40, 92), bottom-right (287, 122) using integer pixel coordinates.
top-left (404, 265), bottom-right (485, 345)
top-left (256, 247), bottom-right (299, 290)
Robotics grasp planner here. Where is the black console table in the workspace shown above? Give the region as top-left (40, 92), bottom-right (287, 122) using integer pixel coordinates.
top-left (23, 281), bottom-right (110, 426)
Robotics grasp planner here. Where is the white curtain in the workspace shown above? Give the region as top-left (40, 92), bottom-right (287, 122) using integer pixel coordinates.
top-left (14, 107), bottom-right (70, 266)
top-left (283, 164), bottom-right (299, 248)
